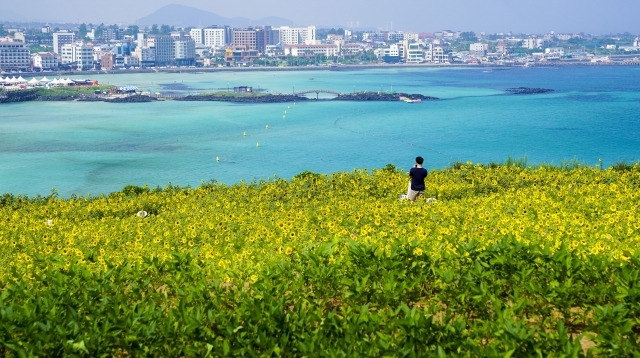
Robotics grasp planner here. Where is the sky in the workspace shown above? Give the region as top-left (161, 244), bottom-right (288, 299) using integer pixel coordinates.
top-left (3, 0), bottom-right (640, 34)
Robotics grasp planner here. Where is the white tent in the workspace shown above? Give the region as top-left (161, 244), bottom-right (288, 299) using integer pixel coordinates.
top-left (64, 78), bottom-right (74, 85)
top-left (16, 76), bottom-right (26, 83)
top-left (28, 77), bottom-right (41, 85)
top-left (40, 76), bottom-right (50, 82)
top-left (0, 77), bottom-right (5, 84)
top-left (50, 78), bottom-right (61, 86)
top-left (6, 76), bottom-right (18, 84)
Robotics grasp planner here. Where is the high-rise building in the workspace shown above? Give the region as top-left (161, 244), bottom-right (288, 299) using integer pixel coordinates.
top-left (52, 32), bottom-right (75, 54)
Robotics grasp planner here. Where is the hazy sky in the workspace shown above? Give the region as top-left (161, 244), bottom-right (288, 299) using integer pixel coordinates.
top-left (3, 0), bottom-right (640, 34)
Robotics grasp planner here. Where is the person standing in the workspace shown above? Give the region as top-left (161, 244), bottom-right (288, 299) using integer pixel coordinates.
top-left (408, 156), bottom-right (428, 202)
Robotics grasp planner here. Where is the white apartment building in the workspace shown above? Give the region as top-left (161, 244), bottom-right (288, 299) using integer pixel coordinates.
top-left (174, 39), bottom-right (196, 66)
top-left (406, 43), bottom-right (425, 63)
top-left (32, 52), bottom-right (58, 70)
top-left (470, 43), bottom-right (488, 57)
top-left (523, 38), bottom-right (544, 49)
top-left (60, 43), bottom-right (94, 70)
top-left (388, 32), bottom-right (418, 42)
top-left (277, 26), bottom-right (316, 45)
top-left (203, 28), bottom-right (226, 48)
top-left (189, 28), bottom-right (204, 45)
top-left (133, 47), bottom-right (156, 67)
top-left (52, 32), bottom-right (75, 54)
top-left (426, 44), bottom-right (451, 63)
top-left (0, 41), bottom-right (31, 72)
top-left (383, 43), bottom-right (404, 58)
top-left (284, 44), bottom-right (338, 57)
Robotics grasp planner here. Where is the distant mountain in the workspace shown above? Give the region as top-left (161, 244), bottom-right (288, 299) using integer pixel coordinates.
top-left (135, 4), bottom-right (293, 27)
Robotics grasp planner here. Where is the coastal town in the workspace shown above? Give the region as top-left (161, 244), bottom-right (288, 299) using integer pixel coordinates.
top-left (1, 19), bottom-right (640, 80)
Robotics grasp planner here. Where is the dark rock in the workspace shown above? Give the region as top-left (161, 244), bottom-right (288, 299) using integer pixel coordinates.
top-left (176, 94), bottom-right (306, 103)
top-left (107, 95), bottom-right (157, 103)
top-left (506, 87), bottom-right (554, 94)
top-left (0, 89), bottom-right (39, 103)
top-left (333, 92), bottom-right (438, 101)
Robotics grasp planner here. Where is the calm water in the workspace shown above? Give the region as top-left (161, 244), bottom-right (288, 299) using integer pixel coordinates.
top-left (1, 66), bottom-right (639, 197)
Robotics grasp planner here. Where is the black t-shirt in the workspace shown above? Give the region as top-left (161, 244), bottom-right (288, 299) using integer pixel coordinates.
top-left (409, 167), bottom-right (428, 191)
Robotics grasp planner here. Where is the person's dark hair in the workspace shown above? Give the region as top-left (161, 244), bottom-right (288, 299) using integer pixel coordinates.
top-left (416, 156), bottom-right (424, 165)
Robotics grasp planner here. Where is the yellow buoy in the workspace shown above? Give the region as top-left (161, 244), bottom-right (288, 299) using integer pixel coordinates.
top-left (288, 106), bottom-right (291, 109)
top-left (256, 142), bottom-right (260, 147)
top-left (216, 156), bottom-right (220, 162)
top-left (266, 124), bottom-right (269, 129)
top-left (283, 115), bottom-right (286, 119)
top-left (294, 102), bottom-right (296, 105)
top-left (243, 131), bottom-right (246, 136)
top-left (284, 110), bottom-right (287, 114)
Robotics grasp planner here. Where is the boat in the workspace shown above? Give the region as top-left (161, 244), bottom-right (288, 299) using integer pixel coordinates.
top-left (400, 96), bottom-right (421, 103)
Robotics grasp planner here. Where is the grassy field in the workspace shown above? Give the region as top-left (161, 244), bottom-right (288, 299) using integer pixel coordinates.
top-left (33, 85), bottom-right (114, 97)
top-left (1, 161), bottom-right (639, 356)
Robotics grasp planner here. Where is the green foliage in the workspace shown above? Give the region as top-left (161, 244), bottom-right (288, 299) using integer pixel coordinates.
top-left (34, 85), bottom-right (114, 97)
top-left (1, 242), bottom-right (638, 356)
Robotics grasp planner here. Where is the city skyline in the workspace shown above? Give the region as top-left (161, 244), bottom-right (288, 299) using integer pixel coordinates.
top-left (2, 0), bottom-right (640, 35)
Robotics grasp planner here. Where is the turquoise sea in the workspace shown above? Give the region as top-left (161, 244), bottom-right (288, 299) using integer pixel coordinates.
top-left (1, 65), bottom-right (639, 197)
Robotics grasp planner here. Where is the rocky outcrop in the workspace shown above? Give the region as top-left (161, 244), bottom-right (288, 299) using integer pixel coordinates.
top-left (176, 94), bottom-right (306, 103)
top-left (107, 95), bottom-right (157, 103)
top-left (506, 87), bottom-right (554, 94)
top-left (0, 89), bottom-right (39, 103)
top-left (333, 92), bottom-right (439, 101)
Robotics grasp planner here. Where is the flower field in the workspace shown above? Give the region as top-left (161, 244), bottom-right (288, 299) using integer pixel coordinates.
top-left (1, 162), bottom-right (639, 356)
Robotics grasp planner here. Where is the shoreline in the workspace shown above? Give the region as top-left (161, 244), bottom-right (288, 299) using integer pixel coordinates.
top-left (4, 59), bottom-right (639, 78)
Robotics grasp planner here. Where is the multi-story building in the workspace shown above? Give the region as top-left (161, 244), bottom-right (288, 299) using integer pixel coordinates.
top-left (151, 35), bottom-right (174, 66)
top-left (32, 52), bottom-right (58, 71)
top-left (523, 37), bottom-right (544, 50)
top-left (470, 43), bottom-right (488, 57)
top-left (0, 41), bottom-right (32, 72)
top-left (232, 28), bottom-right (258, 50)
top-left (60, 43), bottom-right (94, 70)
top-left (52, 32), bottom-right (75, 54)
top-left (103, 28), bottom-right (124, 41)
top-left (277, 26), bottom-right (316, 45)
top-left (133, 47), bottom-right (155, 68)
top-left (101, 53), bottom-right (115, 69)
top-left (429, 44), bottom-right (452, 63)
top-left (284, 44), bottom-right (338, 57)
top-left (174, 37), bottom-right (196, 66)
top-left (406, 43), bottom-right (425, 63)
top-left (224, 46), bottom-right (259, 66)
top-left (189, 28), bottom-right (204, 45)
top-left (203, 27), bottom-right (226, 48)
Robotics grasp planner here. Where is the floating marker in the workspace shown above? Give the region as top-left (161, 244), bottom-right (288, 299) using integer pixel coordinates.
top-left (283, 115), bottom-right (286, 119)
top-left (284, 110), bottom-right (287, 114)
top-left (216, 156), bottom-right (220, 162)
top-left (288, 106), bottom-right (291, 109)
top-left (256, 142), bottom-right (260, 147)
top-left (266, 124), bottom-right (269, 129)
top-left (294, 102), bottom-right (296, 105)
top-left (243, 131), bottom-right (246, 136)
